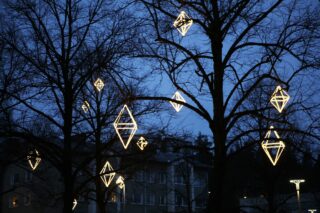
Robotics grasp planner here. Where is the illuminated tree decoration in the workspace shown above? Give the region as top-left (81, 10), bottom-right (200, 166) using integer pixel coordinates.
top-left (27, 149), bottom-right (42, 171)
top-left (173, 11), bottom-right (193, 36)
top-left (113, 105), bottom-right (138, 149)
top-left (270, 86), bottom-right (290, 113)
top-left (72, 199), bottom-right (77, 211)
top-left (290, 179), bottom-right (305, 208)
top-left (261, 126), bottom-right (286, 166)
top-left (100, 161), bottom-right (116, 187)
top-left (170, 91), bottom-right (186, 112)
top-left (94, 78), bottom-right (105, 92)
top-left (136, 136), bottom-right (148, 151)
top-left (308, 209), bottom-right (317, 213)
top-left (116, 176), bottom-right (125, 189)
top-left (81, 101), bottom-right (90, 113)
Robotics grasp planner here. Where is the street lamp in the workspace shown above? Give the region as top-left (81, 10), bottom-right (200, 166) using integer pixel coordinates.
top-left (289, 179), bottom-right (305, 212)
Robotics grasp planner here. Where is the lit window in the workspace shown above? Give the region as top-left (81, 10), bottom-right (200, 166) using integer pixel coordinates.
top-left (9, 196), bottom-right (18, 208)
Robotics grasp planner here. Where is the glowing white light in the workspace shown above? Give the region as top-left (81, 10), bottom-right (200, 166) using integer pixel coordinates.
top-left (270, 86), bottom-right (290, 113)
top-left (113, 105), bottom-right (138, 149)
top-left (100, 161), bottom-right (116, 187)
top-left (81, 101), bottom-right (90, 113)
top-left (72, 199), bottom-right (77, 211)
top-left (136, 137), bottom-right (148, 151)
top-left (170, 91), bottom-right (186, 112)
top-left (261, 126), bottom-right (285, 166)
top-left (27, 149), bottom-right (41, 171)
top-left (173, 11), bottom-right (193, 36)
top-left (94, 78), bottom-right (105, 92)
top-left (308, 209), bottom-right (317, 213)
top-left (116, 176), bottom-right (125, 189)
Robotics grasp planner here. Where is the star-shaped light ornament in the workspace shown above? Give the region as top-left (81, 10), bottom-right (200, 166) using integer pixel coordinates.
top-left (81, 101), bottom-right (90, 113)
top-left (100, 161), bottom-right (116, 187)
top-left (27, 149), bottom-right (42, 171)
top-left (270, 86), bottom-right (290, 113)
top-left (72, 199), bottom-right (77, 211)
top-left (261, 126), bottom-right (286, 166)
top-left (170, 91), bottom-right (186, 112)
top-left (113, 105), bottom-right (138, 149)
top-left (137, 136), bottom-right (148, 151)
top-left (94, 78), bottom-right (105, 92)
top-left (173, 11), bottom-right (193, 36)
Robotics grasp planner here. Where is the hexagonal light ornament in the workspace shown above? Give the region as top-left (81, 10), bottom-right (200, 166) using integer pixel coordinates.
top-left (137, 136), bottom-right (148, 151)
top-left (170, 91), bottom-right (186, 112)
top-left (113, 105), bottom-right (138, 149)
top-left (270, 86), bottom-right (290, 113)
top-left (261, 126), bottom-right (286, 166)
top-left (94, 78), bottom-right (105, 92)
top-left (27, 149), bottom-right (42, 171)
top-left (81, 101), bottom-right (90, 113)
top-left (100, 161), bottom-right (116, 187)
top-left (173, 11), bottom-right (193, 36)
top-left (72, 199), bottom-right (77, 211)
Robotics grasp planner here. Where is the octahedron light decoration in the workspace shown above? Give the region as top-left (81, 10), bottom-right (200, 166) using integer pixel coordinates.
top-left (270, 86), bottom-right (290, 113)
top-left (308, 209), bottom-right (317, 213)
top-left (72, 199), bottom-right (77, 211)
top-left (113, 105), bottom-right (138, 149)
top-left (173, 11), bottom-right (193, 36)
top-left (81, 101), bottom-right (90, 113)
top-left (170, 91), bottom-right (186, 112)
top-left (94, 78), bottom-right (105, 92)
top-left (137, 136), bottom-right (148, 151)
top-left (100, 161), bottom-right (116, 187)
top-left (261, 126), bottom-right (286, 166)
top-left (116, 176), bottom-right (125, 189)
top-left (27, 149), bottom-right (42, 171)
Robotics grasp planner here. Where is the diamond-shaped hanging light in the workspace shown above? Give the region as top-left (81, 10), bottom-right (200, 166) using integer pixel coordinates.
top-left (27, 149), bottom-right (42, 171)
top-left (72, 199), bottom-right (77, 211)
top-left (270, 86), bottom-right (290, 113)
top-left (94, 78), bottom-right (105, 92)
top-left (81, 101), bottom-right (90, 113)
top-left (173, 11), bottom-right (193, 36)
top-left (100, 161), bottom-right (116, 187)
top-left (170, 91), bottom-right (186, 112)
top-left (261, 126), bottom-right (286, 166)
top-left (136, 136), bottom-right (148, 151)
top-left (113, 105), bottom-right (138, 149)
top-left (116, 176), bottom-right (125, 189)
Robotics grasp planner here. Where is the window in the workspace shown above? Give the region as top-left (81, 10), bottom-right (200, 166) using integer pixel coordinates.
top-left (145, 170), bottom-right (155, 183)
top-left (25, 171), bottom-right (33, 182)
top-left (175, 194), bottom-right (183, 206)
top-left (132, 192), bottom-right (143, 204)
top-left (108, 192), bottom-right (117, 203)
top-left (145, 191), bottom-right (155, 205)
top-left (24, 194), bottom-right (31, 206)
top-left (159, 195), bottom-right (166, 206)
top-left (174, 174), bottom-right (184, 184)
top-left (159, 172), bottom-right (166, 184)
top-left (11, 173), bottom-right (20, 185)
top-left (9, 196), bottom-right (18, 208)
top-left (134, 171), bottom-right (144, 182)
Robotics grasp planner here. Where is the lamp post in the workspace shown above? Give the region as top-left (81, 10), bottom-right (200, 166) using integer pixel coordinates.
top-left (289, 179), bottom-right (305, 212)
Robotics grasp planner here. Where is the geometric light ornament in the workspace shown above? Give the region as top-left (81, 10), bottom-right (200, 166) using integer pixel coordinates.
top-left (170, 91), bottom-right (186, 112)
top-left (136, 136), bottom-right (148, 151)
top-left (94, 78), bottom-right (105, 92)
top-left (113, 105), bottom-right (138, 149)
top-left (100, 161), bottom-right (116, 187)
top-left (290, 179), bottom-right (305, 211)
top-left (173, 11), bottom-right (193, 36)
top-left (81, 101), bottom-right (90, 113)
top-left (116, 176), bottom-right (125, 190)
top-left (270, 86), bottom-right (290, 113)
top-left (308, 210), bottom-right (317, 213)
top-left (72, 199), bottom-right (77, 211)
top-left (261, 126), bottom-right (286, 166)
top-left (27, 149), bottom-right (42, 171)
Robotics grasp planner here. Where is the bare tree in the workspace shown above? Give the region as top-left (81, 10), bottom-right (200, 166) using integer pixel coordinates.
top-left (132, 0), bottom-right (320, 212)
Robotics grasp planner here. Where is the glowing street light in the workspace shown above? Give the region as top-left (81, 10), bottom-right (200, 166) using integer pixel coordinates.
top-left (290, 179), bottom-right (305, 212)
